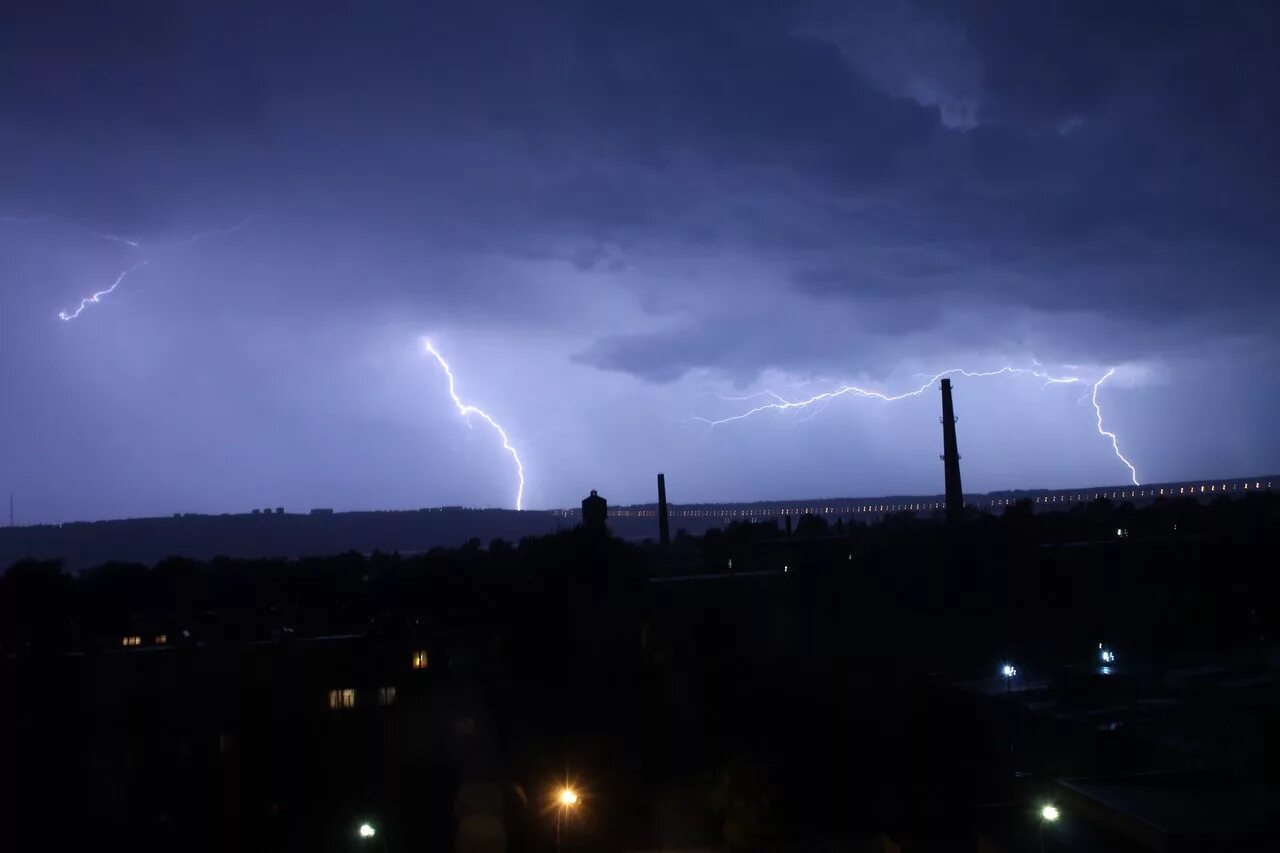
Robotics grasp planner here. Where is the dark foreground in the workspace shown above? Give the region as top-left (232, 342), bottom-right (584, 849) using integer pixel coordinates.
top-left (2, 494), bottom-right (1279, 851)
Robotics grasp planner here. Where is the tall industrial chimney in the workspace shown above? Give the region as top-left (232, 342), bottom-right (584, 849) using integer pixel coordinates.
top-left (657, 473), bottom-right (671, 547)
top-left (940, 378), bottom-right (964, 524)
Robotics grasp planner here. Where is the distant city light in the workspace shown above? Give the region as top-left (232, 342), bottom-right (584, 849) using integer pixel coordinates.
top-left (1001, 664), bottom-right (1017, 678)
top-left (1100, 647), bottom-right (1115, 664)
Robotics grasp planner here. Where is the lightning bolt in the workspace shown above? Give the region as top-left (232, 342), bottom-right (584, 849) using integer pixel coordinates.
top-left (424, 339), bottom-right (526, 511)
top-left (1091, 368), bottom-right (1139, 486)
top-left (177, 213), bottom-right (257, 245)
top-left (697, 362), bottom-right (1141, 484)
top-left (3, 213), bottom-right (140, 247)
top-left (80, 228), bottom-right (140, 248)
top-left (3, 213), bottom-right (256, 321)
top-left (694, 365), bottom-right (1079, 428)
top-left (57, 260), bottom-right (150, 321)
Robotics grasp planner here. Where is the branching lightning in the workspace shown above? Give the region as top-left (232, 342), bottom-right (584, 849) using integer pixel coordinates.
top-left (424, 340), bottom-right (526, 511)
top-left (697, 363), bottom-right (1141, 484)
top-left (57, 260), bottom-right (150, 321)
top-left (694, 365), bottom-right (1079, 428)
top-left (1091, 368), bottom-right (1139, 486)
top-left (1, 212), bottom-right (257, 321)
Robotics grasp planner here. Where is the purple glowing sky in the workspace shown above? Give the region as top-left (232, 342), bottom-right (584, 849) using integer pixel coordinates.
top-left (2, 1), bottom-right (1278, 523)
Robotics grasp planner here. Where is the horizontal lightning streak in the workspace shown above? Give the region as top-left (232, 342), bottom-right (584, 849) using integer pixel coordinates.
top-left (424, 340), bottom-right (525, 511)
top-left (694, 365), bottom-right (1080, 428)
top-left (180, 213), bottom-right (257, 245)
top-left (57, 260), bottom-right (150, 321)
top-left (1092, 368), bottom-right (1139, 486)
top-left (697, 362), bottom-right (1140, 484)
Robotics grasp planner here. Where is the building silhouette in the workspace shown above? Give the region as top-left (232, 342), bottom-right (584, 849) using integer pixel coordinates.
top-left (657, 473), bottom-right (671, 547)
top-left (582, 489), bottom-right (607, 532)
top-left (940, 377), bottom-right (964, 523)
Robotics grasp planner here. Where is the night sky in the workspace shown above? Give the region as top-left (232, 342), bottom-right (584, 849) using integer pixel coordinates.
top-left (3, 1), bottom-right (1278, 523)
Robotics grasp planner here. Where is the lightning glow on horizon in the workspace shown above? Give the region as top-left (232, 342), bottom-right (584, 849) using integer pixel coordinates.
top-left (696, 363), bottom-right (1142, 483)
top-left (424, 339), bottom-right (526, 511)
top-left (57, 260), bottom-right (150, 321)
top-left (1091, 368), bottom-right (1140, 486)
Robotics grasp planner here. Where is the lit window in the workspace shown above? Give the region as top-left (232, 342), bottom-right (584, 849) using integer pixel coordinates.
top-left (377, 686), bottom-right (397, 706)
top-left (328, 688), bottom-right (356, 710)
top-left (121, 635), bottom-right (141, 647)
top-left (154, 634), bottom-right (167, 645)
top-left (411, 650), bottom-right (429, 670)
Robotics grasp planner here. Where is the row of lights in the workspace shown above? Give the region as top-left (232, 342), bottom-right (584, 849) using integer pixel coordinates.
top-left (566, 479), bottom-right (1275, 518)
top-left (1030, 480), bottom-right (1271, 504)
top-left (120, 633), bottom-right (167, 647)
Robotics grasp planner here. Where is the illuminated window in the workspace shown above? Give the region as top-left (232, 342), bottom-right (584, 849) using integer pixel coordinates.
top-left (411, 650), bottom-right (429, 670)
top-left (328, 688), bottom-right (356, 710)
top-left (154, 634), bottom-right (167, 645)
top-left (121, 635), bottom-right (141, 647)
top-left (377, 686), bottom-right (397, 706)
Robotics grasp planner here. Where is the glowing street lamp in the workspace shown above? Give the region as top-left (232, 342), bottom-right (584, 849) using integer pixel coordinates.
top-left (357, 821), bottom-right (388, 852)
top-left (1038, 803), bottom-right (1060, 852)
top-left (554, 786), bottom-right (580, 853)
top-left (1001, 662), bottom-right (1017, 692)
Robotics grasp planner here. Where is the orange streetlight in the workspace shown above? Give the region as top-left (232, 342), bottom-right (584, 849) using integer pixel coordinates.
top-left (555, 786), bottom-right (579, 852)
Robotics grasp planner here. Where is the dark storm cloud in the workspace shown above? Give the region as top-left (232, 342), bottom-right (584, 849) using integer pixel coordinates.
top-left (563, 1), bottom-right (1280, 381)
top-left (3, 0), bottom-right (1278, 519)
top-left (4, 1), bottom-right (1276, 339)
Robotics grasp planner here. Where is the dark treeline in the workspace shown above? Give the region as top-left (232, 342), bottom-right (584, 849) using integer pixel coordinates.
top-left (1, 493), bottom-right (1277, 851)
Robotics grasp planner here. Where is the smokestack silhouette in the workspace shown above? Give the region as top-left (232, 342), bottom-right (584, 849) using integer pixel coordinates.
top-left (939, 378), bottom-right (964, 523)
top-left (657, 473), bottom-right (671, 547)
